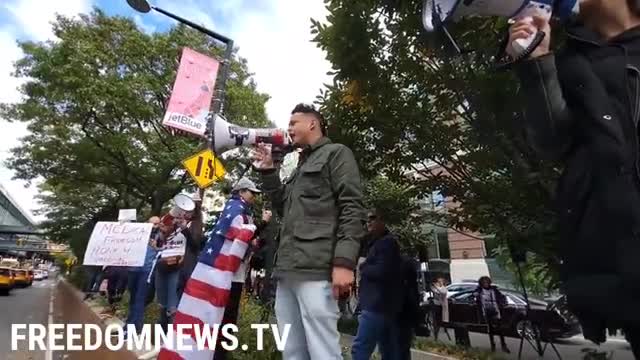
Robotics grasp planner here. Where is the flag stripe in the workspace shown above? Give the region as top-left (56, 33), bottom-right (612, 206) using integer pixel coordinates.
top-left (183, 278), bottom-right (230, 308)
top-left (226, 227), bottom-right (254, 242)
top-left (177, 292), bottom-right (225, 326)
top-left (189, 263), bottom-right (233, 290)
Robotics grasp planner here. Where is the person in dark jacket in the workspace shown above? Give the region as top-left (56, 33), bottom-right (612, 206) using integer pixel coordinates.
top-left (396, 254), bottom-right (421, 360)
top-left (508, 0), bottom-right (640, 355)
top-left (253, 103), bottom-right (366, 359)
top-left (177, 197), bottom-right (204, 301)
top-left (351, 209), bottom-right (402, 360)
top-left (474, 277), bottom-right (509, 353)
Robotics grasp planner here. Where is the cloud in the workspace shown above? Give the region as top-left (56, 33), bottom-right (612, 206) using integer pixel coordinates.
top-left (134, 14), bottom-right (157, 34)
top-left (0, 0), bottom-right (92, 223)
top-left (155, 0), bottom-right (217, 31)
top-left (228, 0), bottom-right (332, 128)
top-left (3, 0), bottom-right (91, 41)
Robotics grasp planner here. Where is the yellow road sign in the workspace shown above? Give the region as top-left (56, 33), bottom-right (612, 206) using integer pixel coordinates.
top-left (182, 149), bottom-right (226, 188)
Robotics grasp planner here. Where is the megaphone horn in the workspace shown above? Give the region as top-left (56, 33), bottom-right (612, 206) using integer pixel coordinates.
top-left (422, 0), bottom-right (579, 58)
top-left (212, 113), bottom-right (291, 154)
top-left (170, 194), bottom-right (196, 219)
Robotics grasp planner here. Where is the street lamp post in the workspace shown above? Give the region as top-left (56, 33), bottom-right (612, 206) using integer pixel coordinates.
top-left (126, 0), bottom-right (235, 200)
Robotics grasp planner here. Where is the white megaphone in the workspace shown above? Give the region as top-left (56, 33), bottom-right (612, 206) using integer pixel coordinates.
top-left (169, 194), bottom-right (196, 219)
top-left (211, 113), bottom-right (291, 154)
top-left (422, 0), bottom-right (579, 58)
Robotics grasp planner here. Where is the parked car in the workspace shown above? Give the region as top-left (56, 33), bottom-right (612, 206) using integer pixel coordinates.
top-left (423, 289), bottom-right (581, 340)
top-left (13, 269), bottom-right (31, 287)
top-left (0, 267), bottom-right (15, 294)
top-left (422, 282), bottom-right (481, 303)
top-left (33, 270), bottom-right (44, 281)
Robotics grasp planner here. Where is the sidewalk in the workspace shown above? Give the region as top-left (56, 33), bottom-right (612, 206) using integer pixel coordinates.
top-left (56, 279), bottom-right (139, 360)
top-left (63, 279), bottom-right (457, 360)
top-left (339, 333), bottom-right (457, 360)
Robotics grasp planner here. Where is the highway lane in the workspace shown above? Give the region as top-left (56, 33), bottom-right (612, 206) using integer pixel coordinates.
top-left (0, 276), bottom-right (58, 360)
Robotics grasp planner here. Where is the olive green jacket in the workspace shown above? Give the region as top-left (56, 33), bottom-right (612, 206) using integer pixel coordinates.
top-left (260, 137), bottom-right (366, 281)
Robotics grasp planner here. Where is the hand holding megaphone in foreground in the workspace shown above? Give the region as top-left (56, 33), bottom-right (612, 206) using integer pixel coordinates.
top-left (507, 16), bottom-right (552, 59)
top-left (251, 143), bottom-right (275, 170)
top-left (422, 0), bottom-right (578, 60)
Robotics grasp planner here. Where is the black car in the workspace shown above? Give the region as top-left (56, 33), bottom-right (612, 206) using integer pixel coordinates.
top-left (424, 289), bottom-right (581, 340)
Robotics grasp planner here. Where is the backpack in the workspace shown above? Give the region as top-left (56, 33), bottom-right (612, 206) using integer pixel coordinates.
top-left (398, 255), bottom-right (421, 327)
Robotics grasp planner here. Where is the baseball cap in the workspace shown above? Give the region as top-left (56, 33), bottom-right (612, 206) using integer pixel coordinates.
top-left (232, 177), bottom-right (261, 193)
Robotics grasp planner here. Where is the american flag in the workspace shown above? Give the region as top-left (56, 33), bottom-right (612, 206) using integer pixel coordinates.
top-left (158, 195), bottom-right (255, 360)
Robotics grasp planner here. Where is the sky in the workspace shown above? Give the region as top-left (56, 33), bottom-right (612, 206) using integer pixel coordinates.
top-left (0, 0), bottom-right (332, 223)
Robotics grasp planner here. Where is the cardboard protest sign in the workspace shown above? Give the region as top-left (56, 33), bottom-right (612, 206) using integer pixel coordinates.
top-left (83, 222), bottom-right (153, 266)
top-left (118, 209), bottom-right (137, 222)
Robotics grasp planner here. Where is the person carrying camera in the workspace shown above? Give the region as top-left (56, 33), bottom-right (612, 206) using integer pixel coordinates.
top-left (509, 0), bottom-right (640, 355)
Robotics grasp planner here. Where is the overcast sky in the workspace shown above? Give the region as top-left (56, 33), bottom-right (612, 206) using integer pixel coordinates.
top-left (0, 0), bottom-right (332, 223)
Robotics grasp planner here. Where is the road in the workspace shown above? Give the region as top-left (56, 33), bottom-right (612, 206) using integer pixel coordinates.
top-left (0, 276), bottom-right (59, 360)
top-left (430, 328), bottom-right (635, 359)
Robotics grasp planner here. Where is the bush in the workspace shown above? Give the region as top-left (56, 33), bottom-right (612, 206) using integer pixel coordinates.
top-left (232, 294), bottom-right (282, 360)
top-left (67, 265), bottom-right (88, 290)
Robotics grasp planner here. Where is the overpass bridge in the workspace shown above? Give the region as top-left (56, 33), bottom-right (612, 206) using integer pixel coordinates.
top-left (0, 184), bottom-right (69, 256)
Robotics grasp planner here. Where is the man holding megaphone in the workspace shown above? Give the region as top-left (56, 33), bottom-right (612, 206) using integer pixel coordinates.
top-left (508, 0), bottom-right (640, 356)
top-left (253, 103), bottom-right (366, 360)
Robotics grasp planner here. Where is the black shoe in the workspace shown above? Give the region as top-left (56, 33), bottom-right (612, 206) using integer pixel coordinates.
top-left (502, 345), bottom-right (511, 354)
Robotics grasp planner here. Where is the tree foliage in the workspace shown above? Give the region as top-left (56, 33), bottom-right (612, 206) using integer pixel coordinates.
top-left (313, 1), bottom-right (562, 289)
top-left (363, 176), bottom-right (428, 253)
top-left (1, 9), bottom-right (271, 258)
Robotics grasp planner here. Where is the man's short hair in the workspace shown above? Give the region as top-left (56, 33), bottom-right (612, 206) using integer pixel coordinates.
top-left (291, 103), bottom-right (327, 135)
top-left (368, 208), bottom-right (387, 223)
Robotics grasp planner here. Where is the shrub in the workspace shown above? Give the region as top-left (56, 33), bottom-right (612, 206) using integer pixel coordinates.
top-left (232, 294), bottom-right (282, 360)
top-left (67, 265), bottom-right (87, 290)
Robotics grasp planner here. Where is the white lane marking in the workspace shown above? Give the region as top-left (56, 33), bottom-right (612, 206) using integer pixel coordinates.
top-left (45, 288), bottom-right (54, 360)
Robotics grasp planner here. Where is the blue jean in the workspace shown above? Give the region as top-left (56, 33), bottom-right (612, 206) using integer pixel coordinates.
top-left (155, 270), bottom-right (180, 323)
top-left (352, 310), bottom-right (399, 360)
top-left (126, 270), bottom-right (150, 332)
top-left (275, 279), bottom-right (342, 360)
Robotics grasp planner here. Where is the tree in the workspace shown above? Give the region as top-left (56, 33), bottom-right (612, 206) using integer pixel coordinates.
top-left (1, 8), bottom-right (271, 258)
top-left (363, 176), bottom-right (428, 253)
top-left (312, 1), bottom-right (563, 290)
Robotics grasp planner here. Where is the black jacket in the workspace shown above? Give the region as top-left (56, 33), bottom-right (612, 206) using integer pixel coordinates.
top-left (515, 22), bottom-right (640, 338)
top-left (473, 285), bottom-right (507, 321)
top-left (358, 231), bottom-right (402, 315)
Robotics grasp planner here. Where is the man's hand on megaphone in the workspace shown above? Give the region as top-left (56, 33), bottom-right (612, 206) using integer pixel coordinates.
top-left (252, 143), bottom-right (275, 170)
top-left (507, 15), bottom-right (551, 59)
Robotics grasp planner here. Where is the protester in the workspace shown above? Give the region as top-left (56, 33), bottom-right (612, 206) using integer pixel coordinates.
top-left (351, 209), bottom-right (402, 360)
top-left (104, 266), bottom-right (128, 313)
top-left (82, 265), bottom-right (104, 300)
top-left (474, 276), bottom-right (509, 353)
top-left (397, 253), bottom-right (421, 360)
top-left (177, 195), bottom-right (204, 301)
top-left (253, 103), bottom-right (366, 359)
top-left (431, 276), bottom-right (449, 341)
top-left (212, 177), bottom-right (261, 360)
top-left (508, 0), bottom-right (640, 354)
top-left (124, 216), bottom-right (161, 334)
top-left (247, 208), bottom-right (273, 297)
top-left (155, 214), bottom-right (186, 332)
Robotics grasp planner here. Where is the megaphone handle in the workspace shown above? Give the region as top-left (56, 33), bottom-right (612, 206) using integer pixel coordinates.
top-left (510, 30), bottom-right (546, 61)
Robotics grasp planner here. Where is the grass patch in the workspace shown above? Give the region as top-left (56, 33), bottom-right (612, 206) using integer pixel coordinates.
top-left (414, 338), bottom-right (506, 360)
